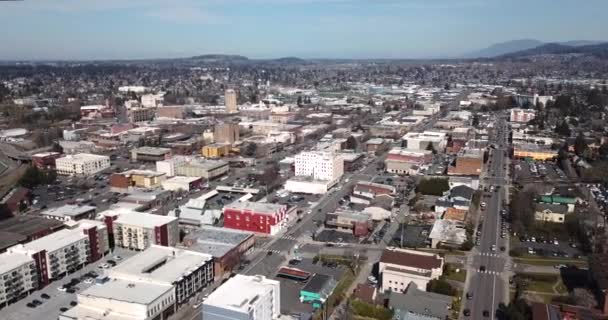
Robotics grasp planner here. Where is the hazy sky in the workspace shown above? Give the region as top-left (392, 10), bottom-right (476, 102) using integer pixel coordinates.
top-left (1, 0), bottom-right (607, 60)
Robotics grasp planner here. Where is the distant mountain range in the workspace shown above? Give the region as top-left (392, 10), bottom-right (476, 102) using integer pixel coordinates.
top-left (464, 39), bottom-right (605, 58)
top-left (498, 42), bottom-right (608, 59)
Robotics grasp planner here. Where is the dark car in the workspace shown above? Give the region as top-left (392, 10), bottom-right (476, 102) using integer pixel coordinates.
top-left (479, 265), bottom-right (486, 272)
top-left (60, 307), bottom-right (69, 312)
top-left (70, 301), bottom-right (78, 306)
top-left (106, 260), bottom-right (117, 266)
top-left (66, 288), bottom-right (76, 294)
top-left (466, 292), bottom-right (473, 300)
top-left (32, 299), bottom-right (43, 306)
top-left (26, 302), bottom-right (37, 308)
top-left (483, 310), bottom-right (490, 317)
top-left (267, 251), bottom-right (273, 256)
top-left (289, 259), bottom-right (301, 265)
top-left (41, 293), bottom-right (50, 299)
top-left (463, 309), bottom-right (471, 316)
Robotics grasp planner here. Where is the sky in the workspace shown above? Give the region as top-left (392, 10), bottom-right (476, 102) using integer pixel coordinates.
top-left (0, 0), bottom-right (607, 60)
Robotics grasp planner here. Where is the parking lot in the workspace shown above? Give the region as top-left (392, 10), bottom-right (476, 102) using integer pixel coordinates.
top-left (511, 237), bottom-right (584, 259)
top-left (512, 159), bottom-right (567, 183)
top-left (1, 248), bottom-right (137, 320)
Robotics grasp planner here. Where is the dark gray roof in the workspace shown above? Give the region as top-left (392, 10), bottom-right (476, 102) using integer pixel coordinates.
top-left (302, 274), bottom-right (335, 295)
top-left (535, 203), bottom-right (568, 214)
top-left (450, 185), bottom-right (474, 200)
top-left (389, 282), bottom-right (451, 320)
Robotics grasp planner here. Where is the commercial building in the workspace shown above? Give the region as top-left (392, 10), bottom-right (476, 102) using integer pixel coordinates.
top-left (365, 138), bottom-right (388, 153)
top-left (428, 219), bottom-right (467, 248)
top-left (202, 143), bottom-right (231, 159)
top-left (513, 143), bottom-right (558, 161)
top-left (324, 211), bottom-right (371, 237)
top-left (141, 93), bottom-right (164, 108)
top-left (0, 252), bottom-right (38, 307)
top-left (107, 211), bottom-right (179, 250)
top-left (108, 245), bottom-right (213, 305)
top-left (300, 274), bottom-right (338, 310)
top-left (157, 105), bottom-right (186, 119)
top-left (223, 201), bottom-right (288, 235)
top-left (510, 108), bottom-right (536, 123)
top-left (385, 148), bottom-right (432, 175)
top-left (214, 123), bottom-right (240, 144)
top-left (379, 248), bottom-right (443, 293)
top-left (353, 181), bottom-right (396, 198)
top-left (402, 131), bottom-right (447, 152)
top-left (31, 152), bottom-right (62, 169)
top-left (131, 147), bottom-right (172, 162)
top-left (60, 279), bottom-right (176, 320)
top-left (156, 156), bottom-right (229, 180)
top-left (203, 274), bottom-right (281, 320)
top-left (58, 140), bottom-right (97, 154)
top-left (161, 176), bottom-right (203, 192)
top-left (447, 148), bottom-right (484, 176)
top-left (181, 226), bottom-right (255, 278)
top-left (40, 204), bottom-right (97, 222)
top-left (110, 170), bottom-right (167, 192)
top-left (225, 89), bottom-right (238, 113)
top-left (55, 153), bottom-right (111, 176)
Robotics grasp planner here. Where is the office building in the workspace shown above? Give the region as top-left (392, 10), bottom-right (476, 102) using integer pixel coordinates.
top-left (131, 147), bottom-right (172, 162)
top-left (294, 151), bottom-right (343, 182)
top-left (223, 201), bottom-right (288, 235)
top-left (202, 143), bottom-right (231, 159)
top-left (225, 89), bottom-right (238, 113)
top-left (402, 131), bottom-right (447, 152)
top-left (55, 153), bottom-right (110, 176)
top-left (203, 274), bottom-right (281, 320)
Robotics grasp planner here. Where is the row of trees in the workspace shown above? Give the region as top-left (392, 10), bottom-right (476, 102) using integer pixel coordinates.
top-left (416, 178), bottom-right (450, 196)
top-left (18, 166), bottom-right (57, 189)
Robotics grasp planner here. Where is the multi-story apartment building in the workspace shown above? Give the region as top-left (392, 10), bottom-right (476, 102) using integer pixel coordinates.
top-left (0, 253), bottom-right (38, 308)
top-left (223, 201), bottom-right (288, 236)
top-left (294, 151), bottom-right (344, 182)
top-left (55, 153), bottom-right (111, 176)
top-left (108, 211), bottom-right (179, 250)
top-left (128, 107), bottom-right (156, 123)
top-left (203, 275), bottom-right (281, 320)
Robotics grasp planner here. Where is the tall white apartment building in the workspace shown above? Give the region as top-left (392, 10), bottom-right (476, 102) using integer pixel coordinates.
top-left (294, 151), bottom-right (344, 182)
top-left (0, 252), bottom-right (38, 307)
top-left (225, 89), bottom-right (238, 113)
top-left (55, 153), bottom-right (110, 176)
top-left (105, 211), bottom-right (179, 250)
top-left (203, 274), bottom-right (281, 320)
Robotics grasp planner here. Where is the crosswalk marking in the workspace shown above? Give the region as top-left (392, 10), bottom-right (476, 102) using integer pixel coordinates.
top-left (479, 252), bottom-right (500, 258)
top-left (476, 270), bottom-right (501, 275)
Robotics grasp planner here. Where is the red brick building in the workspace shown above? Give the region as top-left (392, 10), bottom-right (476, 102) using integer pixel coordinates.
top-left (448, 149), bottom-right (484, 176)
top-left (223, 201), bottom-right (288, 235)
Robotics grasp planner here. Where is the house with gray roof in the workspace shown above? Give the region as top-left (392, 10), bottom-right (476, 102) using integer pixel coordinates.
top-left (389, 282), bottom-right (452, 320)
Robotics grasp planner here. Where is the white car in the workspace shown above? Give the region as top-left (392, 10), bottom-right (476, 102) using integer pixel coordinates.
top-left (113, 255), bottom-right (122, 261)
top-left (57, 286), bottom-right (67, 292)
top-left (84, 278), bottom-right (94, 284)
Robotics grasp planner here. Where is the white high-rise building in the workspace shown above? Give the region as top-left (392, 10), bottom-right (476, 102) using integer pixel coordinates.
top-left (55, 153), bottom-right (110, 176)
top-left (203, 275), bottom-right (280, 320)
top-left (294, 151), bottom-right (343, 182)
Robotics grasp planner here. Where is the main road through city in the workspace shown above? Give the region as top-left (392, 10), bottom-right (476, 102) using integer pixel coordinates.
top-left (462, 116), bottom-right (511, 319)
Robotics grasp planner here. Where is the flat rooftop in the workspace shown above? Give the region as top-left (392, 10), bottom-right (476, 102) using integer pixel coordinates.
top-left (163, 176), bottom-right (202, 184)
top-left (183, 226), bottom-right (253, 257)
top-left (57, 153), bottom-right (109, 161)
top-left (204, 275), bottom-right (279, 312)
top-left (41, 204), bottom-right (96, 218)
top-left (131, 146), bottom-right (172, 155)
top-left (110, 245), bottom-right (212, 284)
top-left (0, 251), bottom-right (33, 274)
top-left (13, 228), bottom-right (87, 254)
top-left (114, 211), bottom-right (176, 228)
top-left (78, 278), bottom-right (173, 305)
top-left (224, 201), bottom-right (286, 215)
top-left (186, 159), bottom-right (229, 170)
top-left (0, 215), bottom-right (64, 237)
top-left (119, 169), bottom-right (166, 178)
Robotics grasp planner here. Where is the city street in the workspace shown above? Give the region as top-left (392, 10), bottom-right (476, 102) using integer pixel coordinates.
top-left (462, 116), bottom-right (511, 319)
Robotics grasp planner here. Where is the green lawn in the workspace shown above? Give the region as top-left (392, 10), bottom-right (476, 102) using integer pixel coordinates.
top-left (525, 280), bottom-right (555, 293)
top-left (513, 257), bottom-right (588, 268)
top-left (443, 270), bottom-right (467, 282)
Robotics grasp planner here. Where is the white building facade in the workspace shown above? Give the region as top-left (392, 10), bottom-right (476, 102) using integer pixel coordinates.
top-left (55, 153), bottom-right (110, 176)
top-left (294, 151), bottom-right (343, 182)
